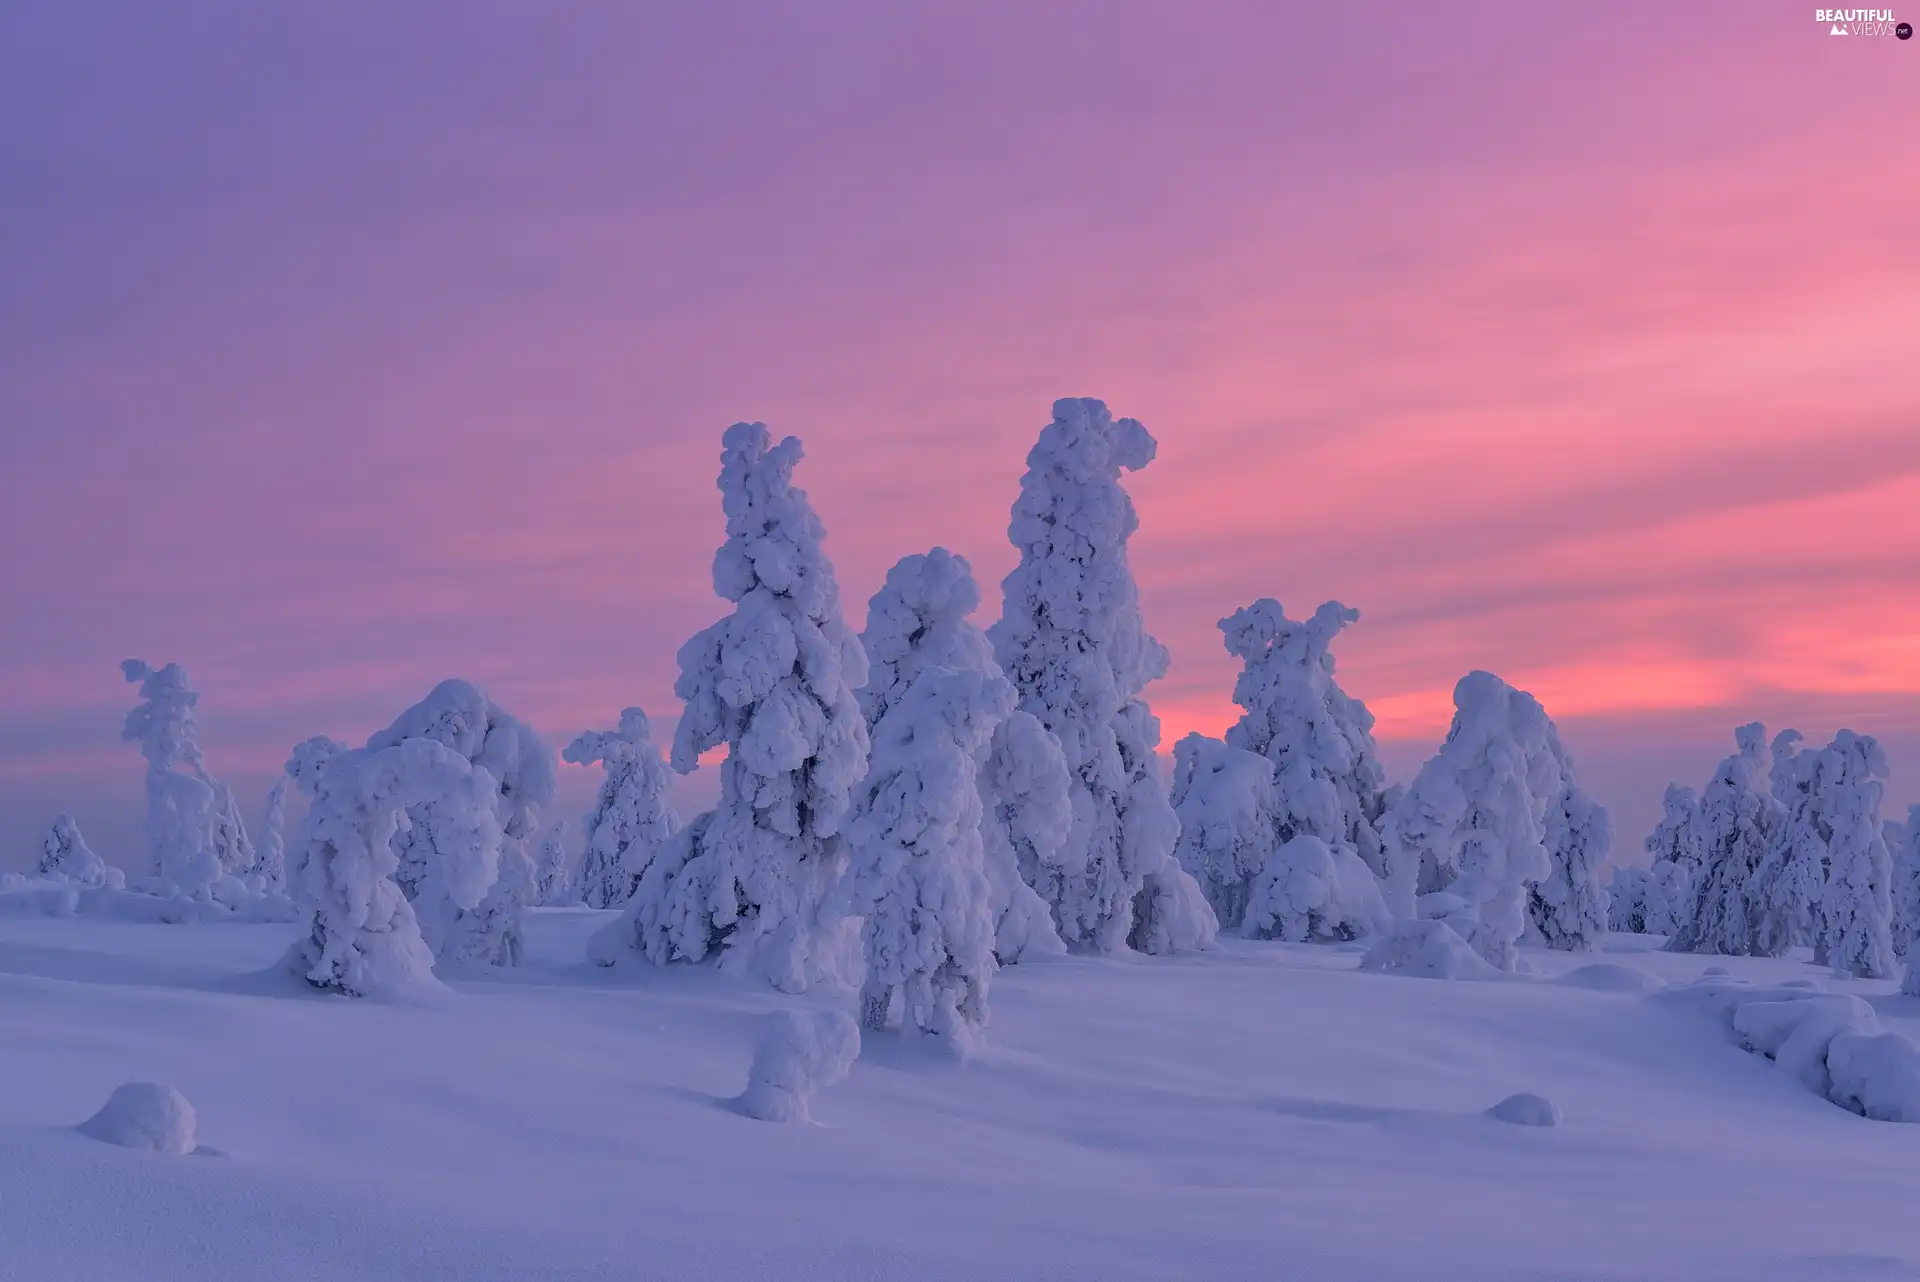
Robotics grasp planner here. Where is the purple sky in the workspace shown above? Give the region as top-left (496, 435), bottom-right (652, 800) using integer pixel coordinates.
top-left (4, 2), bottom-right (1917, 869)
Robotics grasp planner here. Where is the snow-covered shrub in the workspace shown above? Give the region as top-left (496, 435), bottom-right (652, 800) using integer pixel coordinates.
top-left (1889, 805), bottom-right (1920, 959)
top-left (564, 708), bottom-right (680, 910)
top-left (593, 423), bottom-right (871, 993)
top-left (284, 736), bottom-right (495, 997)
top-left (1380, 672), bottom-right (1561, 970)
top-left (120, 659), bottom-right (229, 899)
top-left (844, 666), bottom-right (1007, 1045)
top-left (254, 778), bottom-right (289, 895)
top-left (1813, 732), bottom-right (1895, 980)
top-left (36, 813), bottom-right (117, 887)
top-left (1357, 919), bottom-right (1502, 981)
top-left (989, 398), bottom-right (1213, 955)
top-left (534, 820), bottom-right (574, 906)
top-left (1218, 598), bottom-right (1391, 879)
top-left (737, 1008), bottom-right (861, 1123)
top-left (1530, 748), bottom-right (1612, 953)
top-left (79, 1082), bottom-right (198, 1154)
top-left (1170, 734), bottom-right (1277, 929)
top-left (977, 711), bottom-right (1072, 963)
top-left (1243, 834), bottom-right (1392, 943)
top-left (1669, 725), bottom-right (1780, 956)
top-left (1826, 1031), bottom-right (1920, 1123)
top-left (858, 549), bottom-right (1068, 963)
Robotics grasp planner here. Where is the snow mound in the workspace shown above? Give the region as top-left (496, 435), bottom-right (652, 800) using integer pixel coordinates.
top-left (737, 1009), bottom-right (861, 1124)
top-left (1559, 963), bottom-right (1665, 993)
top-left (1486, 1092), bottom-right (1561, 1127)
top-left (1358, 920), bottom-right (1503, 981)
top-left (78, 1082), bottom-right (198, 1154)
top-left (1658, 978), bottom-right (1920, 1122)
top-left (0, 885), bottom-right (295, 924)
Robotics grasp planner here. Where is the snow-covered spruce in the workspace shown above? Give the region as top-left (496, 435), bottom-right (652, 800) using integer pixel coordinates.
top-left (534, 820), bottom-right (574, 906)
top-left (253, 777), bottom-right (290, 895)
top-left (1528, 739), bottom-right (1612, 952)
top-left (988, 398), bottom-right (1215, 955)
top-left (1380, 672), bottom-right (1561, 971)
top-left (1810, 732), bottom-right (1895, 980)
top-left (120, 660), bottom-right (230, 899)
top-left (1890, 805), bottom-right (1920, 959)
top-left (1218, 598), bottom-right (1392, 880)
top-left (844, 666), bottom-right (1008, 1046)
top-left (857, 548), bottom-right (1068, 963)
top-left (1668, 724), bottom-right (1781, 957)
top-left (1748, 731), bottom-right (1823, 958)
top-left (1611, 784), bottom-right (1702, 934)
top-left (1170, 734), bottom-right (1277, 929)
top-left (284, 736), bottom-right (499, 997)
top-left (1243, 834), bottom-right (1392, 943)
top-left (369, 680), bottom-right (556, 970)
top-left (591, 423), bottom-right (871, 993)
top-left (737, 1009), bottom-right (861, 1123)
top-left (36, 813), bottom-right (116, 888)
top-left (563, 708), bottom-right (680, 910)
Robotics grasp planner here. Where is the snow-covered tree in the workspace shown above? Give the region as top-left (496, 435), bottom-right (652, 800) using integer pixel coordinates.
top-left (1889, 805), bottom-right (1920, 959)
top-left (36, 813), bottom-right (113, 887)
top-left (858, 548), bottom-right (1068, 963)
top-left (1170, 733), bottom-right (1277, 929)
top-left (1813, 732), bottom-right (1895, 979)
top-left (367, 679), bottom-right (556, 970)
top-left (534, 820), bottom-right (573, 906)
top-left (253, 778), bottom-right (290, 896)
top-left (120, 660), bottom-right (225, 899)
top-left (1669, 724), bottom-right (1779, 956)
top-left (1529, 741), bottom-right (1612, 952)
top-left (1242, 834), bottom-right (1392, 943)
top-left (563, 708), bottom-right (681, 910)
top-left (590, 423), bottom-right (871, 992)
top-left (844, 666), bottom-right (1007, 1046)
top-left (284, 737), bottom-right (497, 997)
top-left (1769, 729), bottom-right (1805, 806)
top-left (988, 397), bottom-right (1214, 955)
top-left (1749, 734), bottom-right (1827, 958)
top-left (1380, 672), bottom-right (1561, 971)
top-left (1218, 598), bottom-right (1391, 879)
top-left (205, 781), bottom-right (255, 879)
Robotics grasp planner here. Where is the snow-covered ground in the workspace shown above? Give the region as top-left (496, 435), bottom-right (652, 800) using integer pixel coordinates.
top-left (3, 912), bottom-right (1918, 1282)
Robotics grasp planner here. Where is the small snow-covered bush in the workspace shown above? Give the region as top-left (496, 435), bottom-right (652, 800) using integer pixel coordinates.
top-left (1826, 1032), bottom-right (1920, 1123)
top-left (1358, 920), bottom-right (1503, 981)
top-left (737, 1009), bottom-right (861, 1123)
top-left (36, 813), bottom-right (118, 888)
top-left (1243, 835), bottom-right (1391, 943)
top-left (79, 1082), bottom-right (198, 1155)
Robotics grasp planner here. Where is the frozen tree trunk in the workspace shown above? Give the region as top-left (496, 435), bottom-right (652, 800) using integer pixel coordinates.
top-left (592, 423), bottom-right (871, 993)
top-left (564, 708), bottom-right (681, 910)
top-left (1218, 598), bottom-right (1392, 881)
top-left (844, 666), bottom-right (1007, 1047)
top-left (858, 548), bottom-right (1069, 963)
top-left (1381, 672), bottom-right (1561, 971)
top-left (989, 398), bottom-right (1214, 955)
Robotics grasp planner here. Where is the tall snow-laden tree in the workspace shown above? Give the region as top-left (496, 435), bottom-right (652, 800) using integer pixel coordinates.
top-left (1529, 738), bottom-right (1612, 952)
top-left (590, 423), bottom-right (871, 993)
top-left (1218, 598), bottom-right (1391, 880)
top-left (120, 660), bottom-right (224, 899)
top-left (284, 737), bottom-right (498, 997)
top-left (37, 813), bottom-right (113, 887)
top-left (534, 820), bottom-right (574, 906)
top-left (1812, 732), bottom-right (1896, 979)
top-left (563, 708), bottom-right (681, 910)
top-left (254, 778), bottom-right (290, 896)
top-left (844, 666), bottom-right (1008, 1046)
top-left (367, 679), bottom-right (556, 970)
top-left (988, 397), bottom-right (1215, 955)
top-left (858, 548), bottom-right (1069, 962)
top-left (1889, 805), bottom-right (1920, 959)
top-left (1749, 734), bottom-right (1827, 958)
top-left (1669, 724), bottom-right (1780, 956)
top-left (1170, 733), bottom-right (1277, 929)
top-left (1380, 672), bottom-right (1561, 971)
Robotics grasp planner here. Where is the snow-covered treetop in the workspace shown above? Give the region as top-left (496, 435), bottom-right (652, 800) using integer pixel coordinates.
top-left (288, 736), bottom-right (349, 797)
top-left (365, 679), bottom-right (556, 839)
top-left (120, 659), bottom-right (205, 775)
top-left (1218, 597), bottom-right (1387, 859)
top-left (669, 422), bottom-right (869, 839)
top-left (1645, 783), bottom-right (1703, 868)
top-left (859, 547), bottom-right (997, 729)
top-left (563, 707), bottom-right (661, 770)
top-left (991, 397), bottom-right (1169, 765)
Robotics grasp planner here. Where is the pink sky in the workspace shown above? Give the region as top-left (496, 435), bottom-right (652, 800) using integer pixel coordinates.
top-left (2, 2), bottom-right (1916, 863)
